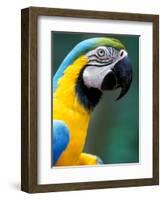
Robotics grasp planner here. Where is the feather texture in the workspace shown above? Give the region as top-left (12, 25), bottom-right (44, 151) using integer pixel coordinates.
top-left (52, 120), bottom-right (70, 165)
top-left (53, 56), bottom-right (91, 166)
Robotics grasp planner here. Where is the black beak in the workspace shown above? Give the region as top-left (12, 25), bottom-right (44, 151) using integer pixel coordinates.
top-left (101, 56), bottom-right (132, 100)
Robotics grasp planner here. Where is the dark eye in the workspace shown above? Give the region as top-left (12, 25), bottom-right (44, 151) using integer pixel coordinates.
top-left (97, 48), bottom-right (106, 57)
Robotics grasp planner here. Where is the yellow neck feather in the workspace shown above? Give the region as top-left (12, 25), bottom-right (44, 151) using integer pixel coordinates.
top-left (53, 55), bottom-right (91, 165)
top-left (53, 55), bottom-right (89, 115)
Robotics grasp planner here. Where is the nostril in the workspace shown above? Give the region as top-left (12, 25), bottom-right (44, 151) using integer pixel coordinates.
top-left (120, 50), bottom-right (124, 57)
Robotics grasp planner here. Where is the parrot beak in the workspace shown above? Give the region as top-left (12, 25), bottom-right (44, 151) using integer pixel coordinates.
top-left (101, 56), bottom-right (132, 100)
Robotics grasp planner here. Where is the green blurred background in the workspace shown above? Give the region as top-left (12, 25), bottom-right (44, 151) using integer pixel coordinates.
top-left (52, 31), bottom-right (139, 164)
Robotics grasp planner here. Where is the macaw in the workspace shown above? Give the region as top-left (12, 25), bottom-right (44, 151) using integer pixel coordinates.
top-left (52, 37), bottom-right (132, 166)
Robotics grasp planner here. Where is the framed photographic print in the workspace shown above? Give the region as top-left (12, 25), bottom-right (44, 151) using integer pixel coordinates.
top-left (21, 7), bottom-right (159, 193)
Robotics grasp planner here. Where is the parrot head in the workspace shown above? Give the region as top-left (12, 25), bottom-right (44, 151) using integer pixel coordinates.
top-left (53, 37), bottom-right (132, 111)
top-left (81, 38), bottom-right (132, 100)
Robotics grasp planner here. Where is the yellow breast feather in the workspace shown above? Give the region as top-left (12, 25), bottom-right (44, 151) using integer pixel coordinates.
top-left (53, 55), bottom-right (91, 166)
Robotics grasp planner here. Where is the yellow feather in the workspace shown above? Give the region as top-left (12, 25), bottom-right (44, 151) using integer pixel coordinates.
top-left (53, 55), bottom-right (91, 166)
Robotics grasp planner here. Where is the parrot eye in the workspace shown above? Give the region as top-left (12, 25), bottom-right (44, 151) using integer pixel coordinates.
top-left (97, 48), bottom-right (106, 57)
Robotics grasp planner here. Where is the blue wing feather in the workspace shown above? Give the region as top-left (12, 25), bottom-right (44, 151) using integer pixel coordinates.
top-left (52, 120), bottom-right (70, 165)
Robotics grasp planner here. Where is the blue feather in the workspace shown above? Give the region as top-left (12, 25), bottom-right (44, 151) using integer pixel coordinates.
top-left (52, 120), bottom-right (70, 165)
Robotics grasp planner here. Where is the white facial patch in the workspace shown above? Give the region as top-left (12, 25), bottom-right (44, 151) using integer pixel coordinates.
top-left (83, 64), bottom-right (113, 90)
